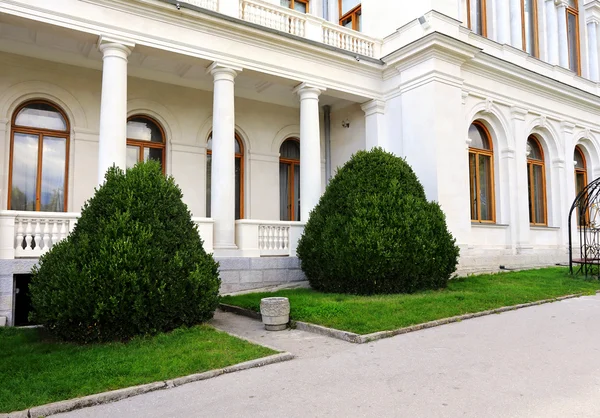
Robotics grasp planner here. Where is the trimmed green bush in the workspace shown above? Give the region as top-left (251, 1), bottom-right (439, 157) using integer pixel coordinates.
top-left (30, 161), bottom-right (220, 343)
top-left (297, 148), bottom-right (459, 295)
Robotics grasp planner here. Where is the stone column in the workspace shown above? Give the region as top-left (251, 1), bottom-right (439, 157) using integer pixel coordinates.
top-left (97, 37), bottom-right (133, 184)
top-left (587, 19), bottom-right (600, 81)
top-left (209, 63), bottom-right (241, 251)
top-left (556, 0), bottom-right (569, 68)
top-left (510, 107), bottom-right (531, 253)
top-left (509, 0), bottom-right (524, 48)
top-left (495, 0), bottom-right (511, 44)
top-left (546, 0), bottom-right (559, 65)
top-left (560, 121), bottom-right (576, 249)
top-left (294, 83), bottom-right (325, 222)
top-left (361, 100), bottom-right (386, 150)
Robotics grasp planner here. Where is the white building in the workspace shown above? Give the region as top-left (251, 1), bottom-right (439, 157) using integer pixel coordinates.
top-left (0, 0), bottom-right (598, 325)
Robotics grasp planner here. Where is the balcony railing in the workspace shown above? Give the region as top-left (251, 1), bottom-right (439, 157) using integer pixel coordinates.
top-left (238, 0), bottom-right (379, 58)
top-left (236, 219), bottom-right (305, 256)
top-left (182, 0), bottom-right (218, 11)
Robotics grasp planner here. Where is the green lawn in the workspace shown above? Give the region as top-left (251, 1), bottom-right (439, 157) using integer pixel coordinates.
top-left (0, 325), bottom-right (276, 413)
top-left (222, 268), bottom-right (600, 335)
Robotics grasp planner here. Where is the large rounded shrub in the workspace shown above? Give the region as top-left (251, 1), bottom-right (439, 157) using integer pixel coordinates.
top-left (297, 148), bottom-right (459, 295)
top-left (30, 161), bottom-right (220, 343)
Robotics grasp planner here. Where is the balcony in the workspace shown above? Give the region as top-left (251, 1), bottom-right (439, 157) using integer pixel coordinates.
top-left (175, 0), bottom-right (381, 58)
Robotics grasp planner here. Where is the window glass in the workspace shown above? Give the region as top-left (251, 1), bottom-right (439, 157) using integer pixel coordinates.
top-left (523, 0), bottom-right (536, 55)
top-left (567, 0), bottom-right (577, 8)
top-left (127, 117), bottom-right (163, 143)
top-left (469, 153), bottom-right (477, 220)
top-left (527, 137), bottom-right (543, 160)
top-left (469, 0), bottom-right (483, 35)
top-left (294, 1), bottom-right (307, 12)
top-left (479, 154), bottom-right (493, 221)
top-left (574, 147), bottom-right (585, 168)
top-left (567, 11), bottom-right (579, 73)
top-left (340, 0), bottom-right (360, 15)
top-left (126, 145), bottom-right (139, 169)
top-left (15, 103), bottom-right (67, 131)
top-left (280, 0), bottom-right (291, 7)
top-left (280, 139), bottom-right (300, 159)
top-left (10, 133), bottom-right (39, 211)
top-left (40, 137), bottom-right (66, 212)
top-left (532, 164), bottom-right (545, 223)
top-left (468, 123), bottom-right (490, 150)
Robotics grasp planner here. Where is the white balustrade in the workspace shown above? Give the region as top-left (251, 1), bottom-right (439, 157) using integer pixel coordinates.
top-left (181, 0), bottom-right (219, 11)
top-left (192, 217), bottom-right (215, 254)
top-left (322, 23), bottom-right (377, 57)
top-left (240, 0), bottom-right (306, 37)
top-left (236, 219), bottom-right (305, 257)
top-left (8, 212), bottom-right (79, 258)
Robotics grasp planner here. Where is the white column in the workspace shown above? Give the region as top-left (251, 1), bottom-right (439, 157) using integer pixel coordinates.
top-left (361, 100), bottom-right (386, 150)
top-left (510, 107), bottom-right (531, 253)
top-left (546, 0), bottom-right (559, 65)
top-left (495, 0), bottom-right (511, 44)
top-left (561, 122), bottom-right (576, 248)
top-left (294, 83), bottom-right (325, 222)
top-left (587, 20), bottom-right (600, 81)
top-left (209, 63), bottom-right (242, 250)
top-left (556, 0), bottom-right (569, 68)
top-left (509, 0), bottom-right (523, 48)
top-left (97, 38), bottom-right (133, 184)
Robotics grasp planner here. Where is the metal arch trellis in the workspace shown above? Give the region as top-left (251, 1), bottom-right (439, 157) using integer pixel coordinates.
top-left (569, 176), bottom-right (600, 278)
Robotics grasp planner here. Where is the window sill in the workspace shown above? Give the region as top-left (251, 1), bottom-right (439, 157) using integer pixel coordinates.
top-left (530, 226), bottom-right (560, 230)
top-left (471, 223), bottom-right (509, 229)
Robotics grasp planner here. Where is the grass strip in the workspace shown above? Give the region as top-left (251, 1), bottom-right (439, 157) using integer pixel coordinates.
top-left (222, 268), bottom-right (600, 335)
top-left (0, 325), bottom-right (275, 413)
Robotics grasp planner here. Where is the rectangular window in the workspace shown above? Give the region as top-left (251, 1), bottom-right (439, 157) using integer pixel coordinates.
top-left (521, 0), bottom-right (538, 56)
top-left (567, 7), bottom-right (580, 74)
top-left (469, 150), bottom-right (495, 222)
top-left (281, 0), bottom-right (308, 13)
top-left (339, 0), bottom-right (361, 31)
top-left (467, 0), bottom-right (487, 37)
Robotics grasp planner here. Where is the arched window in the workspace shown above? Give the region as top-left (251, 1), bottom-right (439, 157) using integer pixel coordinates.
top-left (566, 0), bottom-right (580, 74)
top-left (469, 121), bottom-right (495, 222)
top-left (467, 0), bottom-right (487, 37)
top-left (521, 0), bottom-right (538, 57)
top-left (126, 116), bottom-right (166, 172)
top-left (280, 139), bottom-right (300, 221)
top-left (9, 101), bottom-right (69, 212)
top-left (206, 134), bottom-right (244, 220)
top-left (574, 146), bottom-right (588, 225)
top-left (527, 136), bottom-right (547, 225)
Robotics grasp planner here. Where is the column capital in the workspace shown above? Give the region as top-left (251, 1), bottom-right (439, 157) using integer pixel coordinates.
top-left (587, 16), bottom-right (600, 26)
top-left (294, 82), bottom-right (326, 99)
top-left (207, 62), bottom-right (242, 80)
top-left (361, 100), bottom-right (386, 116)
top-left (97, 35), bottom-right (134, 58)
top-left (554, 0), bottom-right (569, 8)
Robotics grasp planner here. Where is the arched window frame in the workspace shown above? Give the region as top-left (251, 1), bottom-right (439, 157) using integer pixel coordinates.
top-left (527, 135), bottom-right (547, 226)
top-left (206, 133), bottom-right (245, 220)
top-left (279, 138), bottom-right (300, 221)
top-left (467, 0), bottom-right (487, 37)
top-left (126, 115), bottom-right (166, 174)
top-left (469, 121), bottom-right (496, 223)
top-left (8, 100), bottom-right (70, 212)
top-left (574, 145), bottom-right (588, 225)
top-left (521, 0), bottom-right (539, 57)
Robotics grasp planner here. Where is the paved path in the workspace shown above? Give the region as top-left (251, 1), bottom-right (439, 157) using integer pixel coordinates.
top-left (57, 295), bottom-right (600, 418)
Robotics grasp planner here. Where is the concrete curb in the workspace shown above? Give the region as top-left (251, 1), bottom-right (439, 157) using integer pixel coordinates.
top-left (219, 303), bottom-right (262, 320)
top-left (3, 352), bottom-right (294, 418)
top-left (222, 292), bottom-right (597, 345)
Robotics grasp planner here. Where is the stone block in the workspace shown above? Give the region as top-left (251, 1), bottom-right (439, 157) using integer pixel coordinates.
top-left (0, 295), bottom-right (13, 312)
top-left (239, 270), bottom-right (263, 284)
top-left (0, 275), bottom-right (13, 294)
top-left (0, 316), bottom-right (5, 327)
top-left (263, 269), bottom-right (288, 282)
top-left (216, 257), bottom-right (251, 271)
top-left (287, 269), bottom-right (306, 282)
top-left (249, 257), bottom-right (294, 270)
top-left (219, 270), bottom-right (240, 284)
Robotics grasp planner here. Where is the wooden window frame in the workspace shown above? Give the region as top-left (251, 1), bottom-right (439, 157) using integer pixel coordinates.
top-left (469, 121), bottom-right (496, 223)
top-left (520, 0), bottom-right (539, 57)
top-left (574, 146), bottom-right (588, 226)
top-left (279, 138), bottom-right (300, 221)
top-left (338, 1), bottom-right (362, 31)
top-left (206, 133), bottom-right (245, 220)
top-left (527, 135), bottom-right (548, 226)
top-left (566, 2), bottom-right (581, 75)
top-left (285, 0), bottom-right (309, 13)
top-left (8, 100), bottom-right (70, 212)
top-left (126, 115), bottom-right (166, 174)
top-left (466, 0), bottom-right (488, 37)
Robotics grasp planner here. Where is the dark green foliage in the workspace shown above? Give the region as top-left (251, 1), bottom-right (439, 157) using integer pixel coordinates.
top-left (30, 161), bottom-right (220, 343)
top-left (297, 148), bottom-right (459, 295)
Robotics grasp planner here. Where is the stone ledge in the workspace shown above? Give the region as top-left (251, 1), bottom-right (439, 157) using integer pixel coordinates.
top-left (2, 352), bottom-right (294, 418)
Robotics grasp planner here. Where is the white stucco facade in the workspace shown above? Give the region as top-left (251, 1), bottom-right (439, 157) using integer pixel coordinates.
top-left (1, 0), bottom-right (600, 324)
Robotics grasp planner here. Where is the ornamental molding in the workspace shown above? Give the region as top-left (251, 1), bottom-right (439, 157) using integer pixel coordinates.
top-left (561, 121), bottom-right (576, 133)
top-left (510, 106), bottom-right (528, 120)
top-left (361, 100), bottom-right (386, 116)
